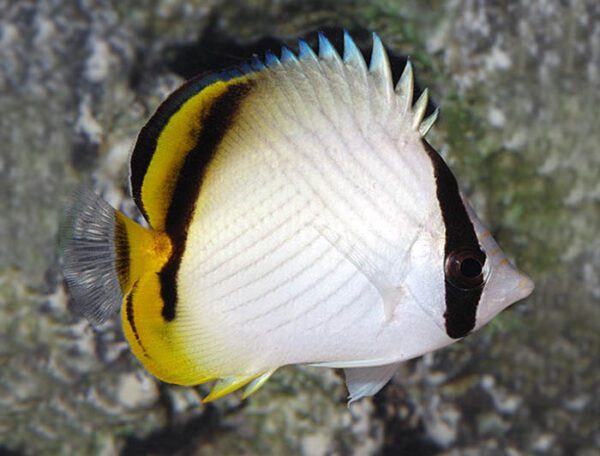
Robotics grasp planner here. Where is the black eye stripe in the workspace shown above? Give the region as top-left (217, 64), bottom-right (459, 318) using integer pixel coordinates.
top-left (422, 140), bottom-right (485, 339)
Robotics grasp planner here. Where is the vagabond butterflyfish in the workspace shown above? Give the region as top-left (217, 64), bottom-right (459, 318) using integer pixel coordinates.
top-left (61, 31), bottom-right (534, 403)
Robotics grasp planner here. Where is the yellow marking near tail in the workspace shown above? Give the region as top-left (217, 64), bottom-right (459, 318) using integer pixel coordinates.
top-left (115, 213), bottom-right (216, 386)
top-left (201, 369), bottom-right (277, 402)
top-left (122, 272), bottom-right (217, 386)
top-left (140, 75), bottom-right (255, 230)
top-left (115, 212), bottom-right (172, 296)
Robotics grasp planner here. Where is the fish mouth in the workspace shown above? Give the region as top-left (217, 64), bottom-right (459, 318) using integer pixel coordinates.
top-left (514, 273), bottom-right (535, 301)
top-left (478, 259), bottom-right (534, 328)
top-left (491, 255), bottom-right (535, 304)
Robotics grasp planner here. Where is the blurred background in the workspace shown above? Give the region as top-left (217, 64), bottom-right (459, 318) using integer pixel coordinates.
top-left (1, 0), bottom-right (599, 454)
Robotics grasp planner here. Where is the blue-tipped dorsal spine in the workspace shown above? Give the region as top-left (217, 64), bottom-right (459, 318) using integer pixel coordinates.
top-left (265, 51), bottom-right (280, 67)
top-left (369, 33), bottom-right (387, 73)
top-left (343, 30), bottom-right (366, 70)
top-left (318, 32), bottom-right (338, 60)
top-left (298, 39), bottom-right (318, 61)
top-left (369, 33), bottom-right (394, 101)
top-left (280, 46), bottom-right (297, 63)
top-left (251, 55), bottom-right (266, 71)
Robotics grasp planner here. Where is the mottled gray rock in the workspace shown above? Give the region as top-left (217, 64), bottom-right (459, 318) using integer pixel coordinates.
top-left (0, 1), bottom-right (212, 454)
top-left (1, 0), bottom-right (599, 455)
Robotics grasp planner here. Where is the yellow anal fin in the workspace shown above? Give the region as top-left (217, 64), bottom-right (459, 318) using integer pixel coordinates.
top-left (203, 375), bottom-right (258, 403)
top-left (241, 370), bottom-right (275, 399)
top-left (202, 370), bottom-right (276, 403)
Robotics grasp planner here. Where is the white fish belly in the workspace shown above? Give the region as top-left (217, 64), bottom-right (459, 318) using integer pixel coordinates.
top-left (176, 75), bottom-right (442, 374)
top-left (178, 178), bottom-right (389, 373)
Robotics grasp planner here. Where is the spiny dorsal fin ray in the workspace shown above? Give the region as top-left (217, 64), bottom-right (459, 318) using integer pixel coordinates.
top-left (298, 39), bottom-right (318, 62)
top-left (369, 33), bottom-right (394, 102)
top-left (270, 33), bottom-right (437, 137)
top-left (419, 107), bottom-right (439, 136)
top-left (280, 46), bottom-right (297, 63)
top-left (396, 59), bottom-right (414, 114)
top-left (412, 88), bottom-right (429, 130)
top-left (318, 32), bottom-right (340, 62)
top-left (343, 30), bottom-right (368, 72)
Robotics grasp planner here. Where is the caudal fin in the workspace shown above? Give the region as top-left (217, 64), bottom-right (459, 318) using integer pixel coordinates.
top-left (59, 188), bottom-right (166, 324)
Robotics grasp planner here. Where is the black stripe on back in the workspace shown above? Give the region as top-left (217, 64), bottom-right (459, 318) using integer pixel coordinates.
top-left (129, 71), bottom-right (244, 223)
top-left (422, 140), bottom-right (483, 338)
top-left (158, 81), bottom-right (254, 321)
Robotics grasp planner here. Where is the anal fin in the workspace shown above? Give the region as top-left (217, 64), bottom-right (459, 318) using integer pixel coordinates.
top-left (203, 375), bottom-right (258, 403)
top-left (202, 370), bottom-right (276, 402)
top-left (344, 363), bottom-right (400, 403)
top-left (241, 370), bottom-right (275, 399)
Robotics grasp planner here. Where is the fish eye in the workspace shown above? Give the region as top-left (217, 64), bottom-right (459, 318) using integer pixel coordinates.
top-left (445, 247), bottom-right (486, 290)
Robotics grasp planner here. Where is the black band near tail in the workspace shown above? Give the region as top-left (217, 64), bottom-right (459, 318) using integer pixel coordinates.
top-left (422, 140), bottom-right (484, 338)
top-left (158, 81), bottom-right (253, 322)
top-left (126, 281), bottom-right (147, 355)
top-left (114, 216), bottom-right (130, 293)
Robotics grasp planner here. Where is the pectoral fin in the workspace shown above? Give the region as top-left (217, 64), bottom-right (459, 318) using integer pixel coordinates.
top-left (344, 363), bottom-right (400, 403)
top-left (313, 222), bottom-right (402, 321)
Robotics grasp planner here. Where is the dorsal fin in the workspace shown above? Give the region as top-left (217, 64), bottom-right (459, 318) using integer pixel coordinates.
top-left (129, 32), bottom-right (438, 231)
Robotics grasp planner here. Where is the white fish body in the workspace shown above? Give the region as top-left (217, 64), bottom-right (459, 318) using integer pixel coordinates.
top-left (61, 32), bottom-right (534, 402)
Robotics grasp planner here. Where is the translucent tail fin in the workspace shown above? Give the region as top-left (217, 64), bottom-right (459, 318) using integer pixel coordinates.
top-left (59, 189), bottom-right (168, 324)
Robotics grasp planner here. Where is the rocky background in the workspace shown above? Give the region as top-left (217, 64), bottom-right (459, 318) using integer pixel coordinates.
top-left (1, 0), bottom-right (599, 455)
